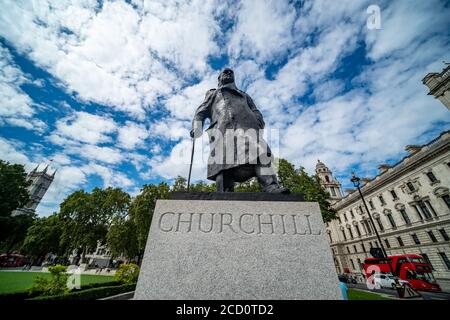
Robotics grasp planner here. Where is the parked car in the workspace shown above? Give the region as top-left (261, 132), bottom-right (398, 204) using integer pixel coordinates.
top-left (372, 273), bottom-right (409, 289)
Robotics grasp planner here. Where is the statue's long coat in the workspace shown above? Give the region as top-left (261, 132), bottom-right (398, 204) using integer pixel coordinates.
top-left (192, 84), bottom-right (270, 181)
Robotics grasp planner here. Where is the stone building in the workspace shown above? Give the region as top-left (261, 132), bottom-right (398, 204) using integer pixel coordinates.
top-left (422, 63), bottom-right (450, 111)
top-left (323, 130), bottom-right (450, 286)
top-left (12, 164), bottom-right (55, 215)
top-left (315, 160), bottom-right (344, 203)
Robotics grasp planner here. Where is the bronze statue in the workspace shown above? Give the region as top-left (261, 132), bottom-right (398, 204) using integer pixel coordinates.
top-left (190, 68), bottom-right (289, 193)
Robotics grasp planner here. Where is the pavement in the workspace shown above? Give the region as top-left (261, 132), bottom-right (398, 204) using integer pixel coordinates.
top-left (347, 283), bottom-right (450, 300)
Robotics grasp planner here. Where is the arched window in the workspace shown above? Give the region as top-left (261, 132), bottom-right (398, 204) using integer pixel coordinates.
top-left (325, 175), bottom-right (330, 183)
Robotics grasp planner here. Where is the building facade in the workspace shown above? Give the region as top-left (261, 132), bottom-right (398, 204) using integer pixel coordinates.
top-left (323, 131), bottom-right (450, 285)
top-left (422, 63), bottom-right (450, 111)
top-left (12, 164), bottom-right (55, 215)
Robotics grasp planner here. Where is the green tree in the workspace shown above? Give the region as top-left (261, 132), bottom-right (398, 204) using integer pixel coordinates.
top-left (21, 214), bottom-right (63, 260)
top-left (0, 160), bottom-right (32, 250)
top-left (277, 158), bottom-right (336, 222)
top-left (0, 160), bottom-right (30, 217)
top-left (106, 216), bottom-right (138, 262)
top-left (128, 183), bottom-right (170, 264)
top-left (172, 176), bottom-right (187, 192)
top-left (58, 187), bottom-right (131, 263)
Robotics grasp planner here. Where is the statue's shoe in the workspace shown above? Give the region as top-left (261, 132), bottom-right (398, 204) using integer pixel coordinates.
top-left (263, 184), bottom-right (291, 194)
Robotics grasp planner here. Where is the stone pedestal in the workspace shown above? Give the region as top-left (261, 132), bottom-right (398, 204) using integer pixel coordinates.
top-left (134, 194), bottom-right (341, 300)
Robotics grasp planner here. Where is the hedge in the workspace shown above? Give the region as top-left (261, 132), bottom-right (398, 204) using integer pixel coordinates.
top-left (0, 280), bottom-right (121, 301)
top-left (29, 283), bottom-right (136, 300)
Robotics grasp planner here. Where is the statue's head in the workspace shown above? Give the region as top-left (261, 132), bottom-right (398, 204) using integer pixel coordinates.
top-left (218, 68), bottom-right (235, 86)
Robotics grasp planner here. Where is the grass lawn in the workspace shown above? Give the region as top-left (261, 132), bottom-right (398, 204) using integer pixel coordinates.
top-left (348, 288), bottom-right (393, 300)
top-left (0, 271), bottom-right (115, 294)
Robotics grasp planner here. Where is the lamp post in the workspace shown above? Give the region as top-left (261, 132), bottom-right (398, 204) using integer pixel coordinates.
top-left (350, 172), bottom-right (402, 295)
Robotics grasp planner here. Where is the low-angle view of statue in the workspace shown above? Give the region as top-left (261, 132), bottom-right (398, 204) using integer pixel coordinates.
top-left (190, 68), bottom-right (289, 193)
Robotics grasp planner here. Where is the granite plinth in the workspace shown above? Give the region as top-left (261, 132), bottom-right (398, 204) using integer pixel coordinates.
top-left (134, 199), bottom-right (341, 300)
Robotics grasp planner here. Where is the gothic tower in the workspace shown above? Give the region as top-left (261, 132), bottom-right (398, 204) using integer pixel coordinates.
top-left (315, 160), bottom-right (343, 202)
top-left (13, 164), bottom-right (56, 215)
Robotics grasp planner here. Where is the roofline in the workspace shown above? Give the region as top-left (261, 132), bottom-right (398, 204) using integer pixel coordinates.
top-left (333, 130), bottom-right (450, 210)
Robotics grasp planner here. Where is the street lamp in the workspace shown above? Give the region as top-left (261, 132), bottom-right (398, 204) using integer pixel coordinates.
top-left (350, 172), bottom-right (402, 295)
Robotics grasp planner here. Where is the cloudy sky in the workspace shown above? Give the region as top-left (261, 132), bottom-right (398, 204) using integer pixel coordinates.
top-left (1, 0), bottom-right (449, 216)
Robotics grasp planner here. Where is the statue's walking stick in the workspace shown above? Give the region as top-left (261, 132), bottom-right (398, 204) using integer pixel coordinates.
top-left (187, 137), bottom-right (196, 192)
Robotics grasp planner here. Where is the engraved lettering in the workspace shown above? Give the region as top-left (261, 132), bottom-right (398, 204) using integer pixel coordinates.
top-left (219, 213), bottom-right (237, 233)
top-left (305, 214), bottom-right (321, 235)
top-left (257, 214), bottom-right (274, 234)
top-left (159, 212), bottom-right (175, 232)
top-left (198, 213), bottom-right (214, 233)
top-left (239, 213), bottom-right (255, 234)
top-left (175, 212), bottom-right (194, 232)
top-left (280, 214), bottom-right (287, 234)
top-left (291, 214), bottom-right (306, 235)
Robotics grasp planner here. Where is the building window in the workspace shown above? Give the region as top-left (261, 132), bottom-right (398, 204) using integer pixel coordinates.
top-left (343, 213), bottom-right (348, 221)
top-left (399, 209), bottom-right (411, 225)
top-left (354, 224), bottom-right (361, 237)
top-left (439, 229), bottom-right (449, 241)
top-left (359, 205), bottom-right (364, 214)
top-left (418, 201), bottom-right (433, 219)
top-left (350, 259), bottom-right (355, 270)
top-left (439, 252), bottom-right (450, 270)
top-left (427, 231), bottom-right (438, 243)
top-left (328, 232), bottom-right (333, 243)
top-left (330, 187), bottom-right (336, 196)
top-left (384, 239), bottom-right (391, 248)
top-left (390, 190), bottom-right (399, 200)
top-left (350, 209), bottom-right (354, 218)
top-left (337, 216), bottom-right (342, 224)
top-left (386, 213), bottom-right (396, 228)
top-left (341, 229), bottom-right (347, 241)
top-left (442, 195), bottom-right (450, 209)
top-left (407, 182), bottom-right (415, 192)
top-left (369, 200), bottom-right (375, 210)
top-left (426, 171), bottom-right (438, 183)
top-left (375, 241), bottom-right (379, 248)
top-left (353, 245), bottom-right (357, 253)
top-left (347, 247), bottom-right (351, 254)
top-left (412, 205), bottom-right (424, 220)
top-left (378, 195), bottom-right (386, 206)
top-left (421, 253), bottom-right (434, 270)
top-left (361, 243), bottom-right (366, 252)
top-left (348, 227), bottom-right (354, 239)
top-left (357, 258), bottom-right (363, 270)
top-left (397, 237), bottom-right (404, 247)
top-left (424, 200), bottom-right (437, 217)
top-left (411, 234), bottom-right (421, 245)
top-left (325, 175), bottom-right (330, 183)
top-left (375, 217), bottom-right (384, 231)
top-left (365, 220), bottom-right (372, 234)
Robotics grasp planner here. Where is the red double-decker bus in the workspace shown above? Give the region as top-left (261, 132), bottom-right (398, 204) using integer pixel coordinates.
top-left (363, 254), bottom-right (441, 292)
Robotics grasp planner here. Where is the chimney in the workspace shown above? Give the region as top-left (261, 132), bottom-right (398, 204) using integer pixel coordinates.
top-left (405, 145), bottom-right (422, 155)
top-left (378, 164), bottom-right (391, 173)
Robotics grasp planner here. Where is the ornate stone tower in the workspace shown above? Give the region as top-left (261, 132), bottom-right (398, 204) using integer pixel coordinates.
top-left (315, 160), bottom-right (343, 202)
top-left (422, 63), bottom-right (450, 111)
top-left (12, 164), bottom-right (56, 215)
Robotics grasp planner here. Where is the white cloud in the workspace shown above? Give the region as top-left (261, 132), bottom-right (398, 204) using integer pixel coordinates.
top-left (53, 111), bottom-right (117, 145)
top-left (228, 0), bottom-right (297, 63)
top-left (0, 138), bottom-right (30, 164)
top-left (117, 121), bottom-right (149, 150)
top-left (66, 144), bottom-right (123, 165)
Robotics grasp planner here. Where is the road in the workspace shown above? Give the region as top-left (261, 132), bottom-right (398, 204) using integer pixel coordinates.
top-left (347, 283), bottom-right (450, 300)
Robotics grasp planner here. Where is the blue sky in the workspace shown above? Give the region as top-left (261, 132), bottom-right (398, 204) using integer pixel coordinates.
top-left (1, 0), bottom-right (449, 216)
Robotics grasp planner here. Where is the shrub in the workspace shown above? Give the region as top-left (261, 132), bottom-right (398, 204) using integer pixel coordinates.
top-left (29, 283), bottom-right (136, 300)
top-left (115, 263), bottom-right (140, 284)
top-left (0, 280), bottom-right (122, 301)
top-left (29, 265), bottom-right (69, 296)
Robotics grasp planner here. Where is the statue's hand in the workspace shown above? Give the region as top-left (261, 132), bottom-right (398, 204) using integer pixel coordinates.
top-left (190, 127), bottom-right (202, 138)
